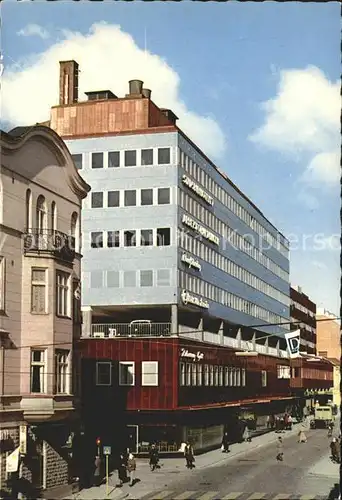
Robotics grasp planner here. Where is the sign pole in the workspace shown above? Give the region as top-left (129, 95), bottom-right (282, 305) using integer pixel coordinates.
top-left (106, 454), bottom-right (109, 496)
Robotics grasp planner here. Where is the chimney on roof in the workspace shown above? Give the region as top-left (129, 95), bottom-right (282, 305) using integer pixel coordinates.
top-left (128, 79), bottom-right (144, 96)
top-left (142, 88), bottom-right (151, 99)
top-left (59, 60), bottom-right (79, 105)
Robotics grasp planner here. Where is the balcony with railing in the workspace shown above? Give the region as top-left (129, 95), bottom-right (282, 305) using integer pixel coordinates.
top-left (90, 321), bottom-right (172, 338)
top-left (23, 229), bottom-right (76, 262)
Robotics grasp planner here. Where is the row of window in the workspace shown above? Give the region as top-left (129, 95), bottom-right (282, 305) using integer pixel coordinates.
top-left (31, 267), bottom-right (77, 318)
top-left (89, 268), bottom-right (171, 289)
top-left (90, 187), bottom-right (171, 209)
top-left (180, 190), bottom-right (288, 282)
top-left (90, 227), bottom-right (171, 248)
top-left (291, 299), bottom-right (315, 318)
top-left (72, 147), bottom-right (171, 170)
top-left (179, 270), bottom-right (290, 330)
top-left (96, 361), bottom-right (158, 386)
top-left (30, 349), bottom-right (70, 394)
top-left (179, 148), bottom-right (289, 256)
top-left (181, 233), bottom-right (289, 307)
top-left (179, 363), bottom-right (249, 387)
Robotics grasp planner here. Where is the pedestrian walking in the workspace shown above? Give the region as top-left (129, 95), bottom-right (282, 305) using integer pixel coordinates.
top-left (298, 429), bottom-right (307, 443)
top-left (275, 416), bottom-right (280, 433)
top-left (126, 452), bottom-right (136, 487)
top-left (184, 442), bottom-right (195, 469)
top-left (288, 415), bottom-right (293, 431)
top-left (335, 438), bottom-right (341, 464)
top-left (243, 426), bottom-right (251, 442)
top-left (221, 432), bottom-right (230, 453)
top-left (330, 438), bottom-right (338, 462)
top-left (276, 437), bottom-right (284, 461)
top-left (149, 443), bottom-right (160, 471)
top-left (93, 455), bottom-right (102, 486)
top-left (117, 452), bottom-right (127, 487)
top-left (328, 422), bottom-right (334, 438)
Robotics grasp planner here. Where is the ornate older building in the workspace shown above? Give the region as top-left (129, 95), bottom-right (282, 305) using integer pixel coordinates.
top-left (0, 125), bottom-right (90, 498)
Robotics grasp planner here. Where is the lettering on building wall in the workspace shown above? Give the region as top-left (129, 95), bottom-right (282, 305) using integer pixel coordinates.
top-left (182, 175), bottom-right (214, 206)
top-left (181, 289), bottom-right (209, 309)
top-left (181, 252), bottom-right (202, 271)
top-left (180, 348), bottom-right (204, 361)
top-left (182, 214), bottom-right (220, 246)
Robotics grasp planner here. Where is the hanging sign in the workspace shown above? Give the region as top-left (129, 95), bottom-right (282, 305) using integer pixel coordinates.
top-left (19, 425), bottom-right (27, 455)
top-left (6, 447), bottom-right (20, 473)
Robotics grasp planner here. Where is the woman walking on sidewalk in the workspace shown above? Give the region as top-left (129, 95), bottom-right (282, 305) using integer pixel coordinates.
top-left (184, 442), bottom-right (195, 469)
top-left (126, 452), bottom-right (137, 487)
top-left (276, 437), bottom-right (284, 461)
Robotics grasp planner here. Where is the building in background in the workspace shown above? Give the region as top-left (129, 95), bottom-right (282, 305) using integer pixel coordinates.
top-left (290, 285), bottom-right (316, 355)
top-left (316, 308), bottom-right (341, 406)
top-left (0, 125), bottom-right (90, 498)
top-left (47, 59), bottom-right (332, 454)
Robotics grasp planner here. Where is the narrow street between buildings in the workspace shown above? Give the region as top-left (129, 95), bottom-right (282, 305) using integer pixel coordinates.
top-left (65, 418), bottom-right (340, 500)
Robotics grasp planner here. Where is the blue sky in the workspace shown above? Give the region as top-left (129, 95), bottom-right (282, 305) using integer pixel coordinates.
top-left (1, 1), bottom-right (340, 315)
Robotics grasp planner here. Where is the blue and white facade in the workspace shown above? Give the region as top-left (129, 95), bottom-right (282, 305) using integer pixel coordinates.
top-left (66, 129), bottom-right (290, 344)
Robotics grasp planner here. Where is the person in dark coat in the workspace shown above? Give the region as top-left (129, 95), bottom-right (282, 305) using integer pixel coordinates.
top-left (93, 456), bottom-right (102, 486)
top-left (149, 443), bottom-right (159, 471)
top-left (330, 438), bottom-right (338, 462)
top-left (126, 452), bottom-right (137, 487)
top-left (117, 452), bottom-right (127, 486)
top-left (276, 437), bottom-right (284, 461)
top-left (221, 432), bottom-right (230, 453)
top-left (184, 442), bottom-right (195, 469)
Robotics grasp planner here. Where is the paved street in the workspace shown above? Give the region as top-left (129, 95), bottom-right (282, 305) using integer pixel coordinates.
top-left (65, 419), bottom-right (340, 500)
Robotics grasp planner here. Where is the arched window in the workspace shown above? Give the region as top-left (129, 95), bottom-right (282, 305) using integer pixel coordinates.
top-left (36, 195), bottom-right (47, 234)
top-left (26, 189), bottom-right (32, 231)
top-left (71, 212), bottom-right (79, 252)
top-left (51, 201), bottom-right (57, 231)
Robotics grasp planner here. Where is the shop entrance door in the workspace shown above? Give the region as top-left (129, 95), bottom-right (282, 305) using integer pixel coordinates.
top-left (31, 440), bottom-right (45, 490)
top-left (127, 426), bottom-right (138, 453)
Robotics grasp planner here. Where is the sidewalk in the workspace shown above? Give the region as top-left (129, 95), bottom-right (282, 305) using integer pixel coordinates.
top-left (308, 452), bottom-right (340, 479)
top-left (64, 418), bottom-right (308, 500)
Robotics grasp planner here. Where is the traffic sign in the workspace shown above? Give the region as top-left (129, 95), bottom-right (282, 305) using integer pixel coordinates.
top-left (103, 446), bottom-right (111, 455)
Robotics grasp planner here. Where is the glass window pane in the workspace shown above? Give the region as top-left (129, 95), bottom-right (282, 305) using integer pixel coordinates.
top-left (156, 228), bottom-right (170, 246)
top-left (140, 270), bottom-right (153, 287)
top-left (156, 269), bottom-right (170, 286)
top-left (107, 231), bottom-right (120, 248)
top-left (141, 229), bottom-right (153, 246)
top-left (158, 188), bottom-right (170, 205)
top-left (124, 190), bottom-right (136, 207)
top-left (91, 232), bottom-right (103, 248)
top-left (124, 230), bottom-right (136, 247)
top-left (108, 191), bottom-right (120, 207)
top-left (91, 192), bottom-right (103, 208)
top-left (141, 189), bottom-right (153, 206)
top-left (107, 271), bottom-right (120, 288)
top-left (90, 271), bottom-right (103, 288)
top-left (108, 151), bottom-right (120, 168)
top-left (158, 148), bottom-right (170, 165)
top-left (72, 154), bottom-right (82, 170)
top-left (92, 153), bottom-right (103, 169)
top-left (124, 150), bottom-right (137, 167)
top-left (123, 271), bottom-right (136, 287)
top-left (141, 149), bottom-right (153, 166)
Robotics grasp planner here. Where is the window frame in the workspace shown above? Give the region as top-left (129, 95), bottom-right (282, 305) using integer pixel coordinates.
top-left (124, 190), bottom-right (137, 207)
top-left (124, 230), bottom-right (136, 247)
top-left (56, 271), bottom-right (70, 318)
top-left (124, 150), bottom-right (137, 167)
top-left (140, 188), bottom-right (153, 206)
top-left (119, 361), bottom-right (135, 386)
top-left (0, 256), bottom-right (6, 312)
top-left (157, 187), bottom-right (170, 205)
top-left (261, 370), bottom-right (267, 387)
top-left (108, 151), bottom-right (120, 168)
top-left (140, 269), bottom-right (153, 287)
top-left (91, 152), bottom-right (104, 169)
top-left (91, 192), bottom-right (104, 208)
top-left (31, 268), bottom-right (47, 315)
top-left (158, 147), bottom-right (171, 165)
top-left (179, 362), bottom-right (186, 386)
top-left (141, 361), bottom-right (158, 387)
top-left (107, 191), bottom-right (120, 208)
top-left (55, 350), bottom-right (70, 394)
top-left (156, 227), bottom-right (171, 246)
top-left (140, 229), bottom-right (153, 247)
top-left (91, 231), bottom-right (103, 249)
top-left (71, 154), bottom-right (83, 170)
top-left (141, 149), bottom-right (154, 166)
top-left (30, 349), bottom-right (46, 394)
top-left (107, 230), bottom-right (120, 248)
top-left (96, 362), bottom-right (112, 386)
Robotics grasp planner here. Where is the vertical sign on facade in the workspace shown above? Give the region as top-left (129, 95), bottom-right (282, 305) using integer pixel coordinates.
top-left (19, 425), bottom-right (27, 455)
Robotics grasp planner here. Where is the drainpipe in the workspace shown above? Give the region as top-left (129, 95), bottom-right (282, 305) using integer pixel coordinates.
top-left (0, 345), bottom-right (4, 409)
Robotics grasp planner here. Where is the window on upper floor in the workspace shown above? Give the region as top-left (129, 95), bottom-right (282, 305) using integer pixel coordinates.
top-left (142, 361), bottom-right (158, 386)
top-left (107, 271), bottom-right (120, 288)
top-left (108, 231), bottom-right (120, 248)
top-left (36, 195), bottom-right (47, 234)
top-left (141, 149), bottom-right (153, 166)
top-left (0, 257), bottom-right (5, 312)
top-left (90, 271), bottom-right (103, 289)
top-left (156, 269), bottom-right (171, 287)
top-left (261, 370), bottom-right (267, 387)
top-left (123, 270), bottom-right (136, 287)
top-left (72, 154), bottom-right (83, 170)
top-left (124, 150), bottom-right (137, 167)
top-left (56, 271), bottom-right (70, 317)
top-left (71, 212), bottom-right (79, 252)
top-left (92, 152), bottom-right (103, 169)
top-left (141, 229), bottom-right (153, 247)
top-left (50, 201), bottom-right (57, 231)
top-left (158, 188), bottom-right (170, 205)
top-left (158, 148), bottom-right (170, 165)
top-left (119, 362), bottom-right (135, 386)
top-left (124, 190), bottom-right (136, 207)
top-left (179, 362), bottom-right (185, 386)
top-left (31, 349), bottom-right (46, 393)
top-left (91, 232), bottom-right (103, 248)
top-left (31, 268), bottom-right (47, 314)
top-left (25, 189), bottom-right (32, 230)
top-left (96, 362), bottom-right (112, 386)
top-left (108, 191), bottom-right (120, 207)
top-left (91, 192), bottom-right (103, 208)
top-left (55, 350), bottom-right (70, 394)
top-left (124, 230), bottom-right (136, 247)
top-left (108, 151), bottom-right (120, 168)
top-left (156, 228), bottom-right (170, 246)
top-left (141, 189), bottom-right (153, 206)
top-left (140, 270), bottom-right (153, 287)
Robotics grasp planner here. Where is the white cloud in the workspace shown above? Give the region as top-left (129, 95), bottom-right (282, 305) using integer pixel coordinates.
top-left (17, 24), bottom-right (50, 40)
top-left (3, 22), bottom-right (226, 160)
top-left (249, 66), bottom-right (340, 190)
